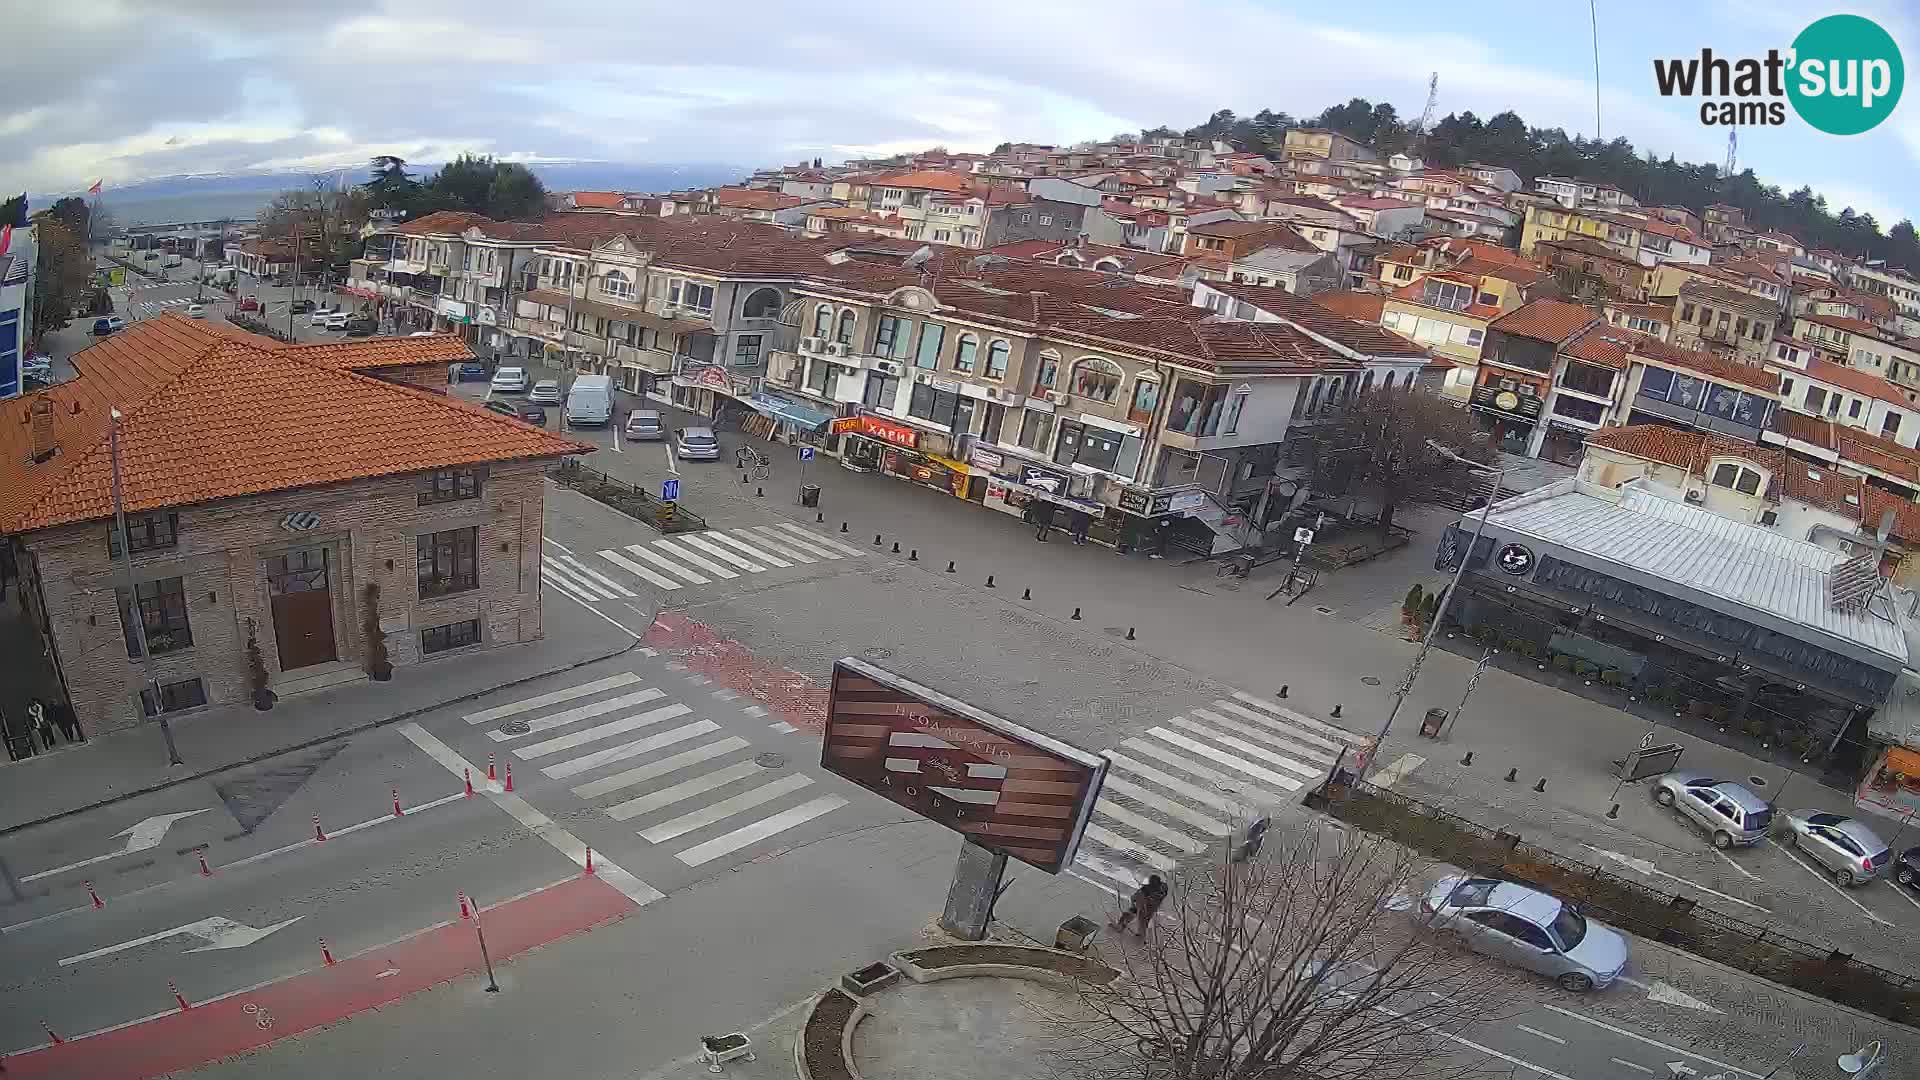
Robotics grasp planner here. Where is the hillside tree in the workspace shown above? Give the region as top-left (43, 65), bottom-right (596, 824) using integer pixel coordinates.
top-left (1307, 387), bottom-right (1497, 539)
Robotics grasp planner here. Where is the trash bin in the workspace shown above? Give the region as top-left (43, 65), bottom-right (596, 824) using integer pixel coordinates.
top-left (1056, 915), bottom-right (1100, 953)
top-left (1419, 707), bottom-right (1447, 739)
top-left (799, 484), bottom-right (821, 508)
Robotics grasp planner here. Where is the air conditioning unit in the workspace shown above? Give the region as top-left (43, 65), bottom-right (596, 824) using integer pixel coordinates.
top-left (1045, 390), bottom-right (1070, 406)
top-left (873, 359), bottom-right (904, 377)
top-left (801, 336), bottom-right (824, 353)
top-left (1684, 488), bottom-right (1704, 503)
top-left (914, 371), bottom-right (935, 384)
top-left (826, 342), bottom-right (851, 357)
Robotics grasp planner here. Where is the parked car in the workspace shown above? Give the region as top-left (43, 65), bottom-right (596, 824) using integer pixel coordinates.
top-left (456, 362), bottom-right (489, 382)
top-left (564, 373), bottom-right (614, 427)
top-left (675, 426), bottom-right (721, 461)
top-left (185, 304), bottom-right (207, 319)
top-left (1896, 847), bottom-right (1920, 889)
top-left (1652, 771), bottom-right (1773, 849)
top-left (345, 318), bottom-right (376, 337)
top-left (236, 297), bottom-right (260, 312)
top-left (324, 312), bottom-right (351, 331)
top-left (22, 356), bottom-right (52, 384)
top-left (624, 410), bottom-right (665, 441)
top-left (482, 401), bottom-right (520, 419)
top-left (408, 331), bottom-right (437, 337)
top-left (1779, 810), bottom-right (1890, 886)
top-left (92, 316), bottom-right (126, 335)
top-left (527, 380), bottom-right (563, 406)
top-left (490, 366), bottom-right (529, 393)
top-left (1415, 875), bottom-right (1628, 992)
top-left (288, 299), bottom-right (313, 314)
top-left (308, 305), bottom-right (340, 326)
top-left (517, 403), bottom-right (548, 424)
top-left (142, 252), bottom-right (159, 262)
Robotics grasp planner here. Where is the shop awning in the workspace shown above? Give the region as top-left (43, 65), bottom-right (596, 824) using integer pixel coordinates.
top-left (924, 453), bottom-right (972, 475)
top-left (747, 395), bottom-right (834, 433)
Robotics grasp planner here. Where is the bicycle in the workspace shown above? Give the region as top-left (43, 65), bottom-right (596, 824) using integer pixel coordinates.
top-left (1215, 554), bottom-right (1254, 580)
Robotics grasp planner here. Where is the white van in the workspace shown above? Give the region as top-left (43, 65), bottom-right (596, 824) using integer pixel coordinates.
top-left (564, 374), bottom-right (615, 427)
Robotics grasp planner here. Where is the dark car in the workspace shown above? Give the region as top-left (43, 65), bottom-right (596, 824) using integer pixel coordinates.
top-left (345, 317), bottom-right (376, 337)
top-left (482, 401), bottom-right (520, 418)
top-left (91, 316), bottom-right (126, 335)
top-left (1896, 847), bottom-right (1920, 889)
top-left (517, 403), bottom-right (548, 425)
top-left (456, 361), bottom-right (489, 382)
top-left (287, 299), bottom-right (313, 314)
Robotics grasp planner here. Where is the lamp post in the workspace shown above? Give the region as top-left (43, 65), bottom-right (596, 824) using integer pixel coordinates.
top-left (1345, 441), bottom-right (1504, 779)
top-left (109, 408), bottom-right (184, 768)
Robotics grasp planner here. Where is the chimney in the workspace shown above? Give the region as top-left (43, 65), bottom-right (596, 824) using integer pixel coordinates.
top-left (28, 397), bottom-right (56, 464)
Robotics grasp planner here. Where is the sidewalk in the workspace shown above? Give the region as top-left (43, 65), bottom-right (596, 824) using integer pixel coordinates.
top-left (0, 591), bottom-right (640, 836)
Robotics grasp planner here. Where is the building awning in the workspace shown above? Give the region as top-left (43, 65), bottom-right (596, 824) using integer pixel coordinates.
top-left (924, 453), bottom-right (973, 475)
top-left (747, 394), bottom-right (833, 433)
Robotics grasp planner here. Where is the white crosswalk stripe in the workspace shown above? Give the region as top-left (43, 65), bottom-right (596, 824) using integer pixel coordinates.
top-left (581, 524), bottom-right (872, 596)
top-left (605, 545), bottom-right (709, 585)
top-left (675, 533), bottom-right (766, 572)
top-left (701, 530), bottom-right (794, 568)
top-left (645, 539), bottom-right (739, 579)
top-left (556, 554), bottom-right (640, 597)
top-left (730, 527), bottom-right (818, 563)
top-left (749, 525), bottom-right (844, 560)
top-left (463, 669), bottom-right (853, 870)
top-left (541, 566), bottom-right (602, 603)
top-left (595, 548), bottom-right (689, 590)
top-left (1071, 691), bottom-right (1374, 890)
top-left (543, 559), bottom-right (620, 600)
top-left (771, 523), bottom-right (867, 558)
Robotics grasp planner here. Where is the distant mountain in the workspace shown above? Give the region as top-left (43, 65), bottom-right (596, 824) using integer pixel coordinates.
top-left (73, 161), bottom-right (753, 205)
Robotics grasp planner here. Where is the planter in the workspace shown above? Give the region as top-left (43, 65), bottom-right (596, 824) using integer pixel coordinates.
top-left (252, 688), bottom-right (277, 711)
top-left (840, 961), bottom-right (901, 997)
top-left (370, 664), bottom-right (393, 683)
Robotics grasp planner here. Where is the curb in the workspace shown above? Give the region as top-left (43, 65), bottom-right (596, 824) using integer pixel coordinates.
top-left (0, 631), bottom-right (645, 839)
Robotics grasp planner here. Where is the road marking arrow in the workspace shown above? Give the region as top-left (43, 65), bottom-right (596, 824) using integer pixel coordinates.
top-left (22, 809), bottom-right (213, 882)
top-left (1667, 1064), bottom-right (1697, 1078)
top-left (1617, 975), bottom-right (1721, 1013)
top-left (58, 915), bottom-right (302, 966)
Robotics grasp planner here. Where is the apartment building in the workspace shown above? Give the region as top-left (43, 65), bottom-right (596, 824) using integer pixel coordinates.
top-left (1281, 128), bottom-right (1377, 163)
top-left (1672, 281), bottom-right (1775, 365)
top-left (1379, 258), bottom-right (1559, 400)
top-left (1471, 299), bottom-right (1600, 457)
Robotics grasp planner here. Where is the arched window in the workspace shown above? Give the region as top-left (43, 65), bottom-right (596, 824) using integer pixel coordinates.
top-left (1070, 357), bottom-right (1124, 402)
top-left (811, 304), bottom-right (833, 337)
top-left (1361, 371), bottom-right (1375, 395)
top-left (742, 287), bottom-right (782, 319)
top-left (953, 335), bottom-right (978, 374)
top-left (599, 269), bottom-right (634, 300)
top-left (835, 309), bottom-right (857, 345)
top-left (985, 340), bottom-right (1010, 380)
top-left (1381, 371), bottom-right (1397, 392)
top-left (1307, 379), bottom-right (1325, 415)
top-left (1034, 349), bottom-right (1061, 392)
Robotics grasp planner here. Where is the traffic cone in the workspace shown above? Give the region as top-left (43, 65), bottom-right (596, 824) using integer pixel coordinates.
top-left (487, 752), bottom-right (497, 782)
top-left (503, 762), bottom-right (514, 793)
top-left (392, 788), bottom-right (404, 818)
top-left (197, 851), bottom-right (213, 877)
top-left (171, 980), bottom-right (191, 1012)
top-left (313, 815), bottom-right (327, 842)
top-left (320, 938), bottom-right (336, 966)
top-left (85, 881), bottom-right (103, 909)
top-left (464, 767), bottom-right (474, 798)
top-left (584, 847), bottom-right (596, 876)
top-left (459, 892), bottom-right (472, 921)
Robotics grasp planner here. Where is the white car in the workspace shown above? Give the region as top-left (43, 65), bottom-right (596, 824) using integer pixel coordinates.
top-left (490, 367), bottom-right (529, 393)
top-left (408, 331), bottom-right (437, 337)
top-left (185, 304), bottom-right (207, 319)
top-left (527, 380), bottom-right (563, 406)
top-left (324, 312), bottom-right (351, 331)
top-left (307, 305), bottom-right (339, 326)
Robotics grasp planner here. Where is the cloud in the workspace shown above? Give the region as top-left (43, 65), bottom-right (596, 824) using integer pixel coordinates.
top-left (0, 0), bottom-right (1910, 227)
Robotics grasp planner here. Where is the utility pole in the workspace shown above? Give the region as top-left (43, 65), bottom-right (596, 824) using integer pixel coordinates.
top-left (110, 408), bottom-right (184, 768)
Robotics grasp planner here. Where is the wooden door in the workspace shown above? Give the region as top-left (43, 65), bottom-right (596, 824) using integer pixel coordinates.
top-left (267, 547), bottom-right (337, 671)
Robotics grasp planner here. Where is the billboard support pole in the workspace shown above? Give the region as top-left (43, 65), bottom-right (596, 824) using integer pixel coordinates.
top-left (939, 838), bottom-right (1008, 942)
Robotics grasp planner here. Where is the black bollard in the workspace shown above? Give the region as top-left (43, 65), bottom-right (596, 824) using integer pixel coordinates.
top-left (816, 512), bottom-right (824, 523)
top-left (1503, 768), bottom-right (1517, 783)
top-left (740, 472), bottom-right (749, 484)
top-left (874, 534), bottom-right (882, 546)
top-left (908, 549), bottom-right (918, 561)
top-left (1460, 751), bottom-right (1473, 767)
top-left (1606, 803), bottom-right (1620, 819)
top-left (945, 560), bottom-right (955, 573)
top-left (1125, 627), bottom-right (1136, 641)
top-left (1021, 588), bottom-right (1031, 600)
top-left (1071, 607), bottom-right (1082, 620)
top-left (841, 522), bottom-right (849, 533)
top-left (891, 541), bottom-right (900, 553)
top-left (1277, 685), bottom-right (1289, 699)
top-left (985, 575), bottom-right (996, 588)
top-left (756, 487), bottom-right (764, 497)
top-left (1331, 704), bottom-right (1342, 718)
top-left (1533, 778), bottom-right (1547, 793)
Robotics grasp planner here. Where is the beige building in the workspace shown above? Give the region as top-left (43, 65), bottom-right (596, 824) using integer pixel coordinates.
top-left (1, 316), bottom-right (587, 739)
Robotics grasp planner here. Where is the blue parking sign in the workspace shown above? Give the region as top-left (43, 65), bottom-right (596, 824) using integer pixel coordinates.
top-left (799, 447), bottom-right (815, 461)
top-left (662, 478), bottom-right (680, 502)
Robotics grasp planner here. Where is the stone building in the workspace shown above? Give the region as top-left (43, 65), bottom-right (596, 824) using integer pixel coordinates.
top-left (1, 316), bottom-right (588, 739)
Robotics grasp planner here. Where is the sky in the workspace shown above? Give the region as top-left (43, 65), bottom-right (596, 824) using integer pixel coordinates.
top-left (6, 0), bottom-right (1916, 226)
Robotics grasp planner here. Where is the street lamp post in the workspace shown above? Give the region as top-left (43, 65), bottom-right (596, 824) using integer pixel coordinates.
top-left (109, 408), bottom-right (184, 768)
top-left (1343, 442), bottom-right (1504, 780)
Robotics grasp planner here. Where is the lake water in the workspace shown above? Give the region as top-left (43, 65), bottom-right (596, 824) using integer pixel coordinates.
top-left (102, 191), bottom-right (277, 226)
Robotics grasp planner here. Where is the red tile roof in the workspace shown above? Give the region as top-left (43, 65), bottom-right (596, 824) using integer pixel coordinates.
top-left (396, 211), bottom-right (495, 236)
top-left (1206, 285), bottom-right (1426, 358)
top-left (568, 191), bottom-right (626, 209)
top-left (1562, 324), bottom-right (1661, 370)
top-left (0, 316), bottom-right (589, 534)
top-left (1632, 335), bottom-right (1779, 393)
top-left (1801, 357), bottom-right (1911, 405)
top-left (1312, 290), bottom-right (1387, 323)
top-left (867, 170), bottom-right (977, 194)
top-left (1489, 299), bottom-right (1600, 345)
top-left (1799, 311), bottom-right (1894, 340)
top-left (1585, 424), bottom-right (1712, 470)
top-left (714, 187), bottom-right (806, 211)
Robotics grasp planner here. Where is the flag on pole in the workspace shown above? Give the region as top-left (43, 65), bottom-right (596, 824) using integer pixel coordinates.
top-left (0, 225), bottom-right (11, 258)
top-left (87, 179), bottom-right (103, 196)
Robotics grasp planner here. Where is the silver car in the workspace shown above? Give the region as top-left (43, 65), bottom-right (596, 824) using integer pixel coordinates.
top-left (1416, 876), bottom-right (1628, 992)
top-left (1652, 771), bottom-right (1773, 849)
top-left (1780, 810), bottom-right (1891, 886)
top-left (676, 426), bottom-right (721, 461)
top-left (528, 380), bottom-right (563, 406)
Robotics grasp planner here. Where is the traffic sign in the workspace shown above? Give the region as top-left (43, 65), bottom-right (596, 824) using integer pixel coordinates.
top-left (799, 447), bottom-right (815, 461)
top-left (1293, 527), bottom-right (1316, 545)
top-left (661, 478), bottom-right (680, 502)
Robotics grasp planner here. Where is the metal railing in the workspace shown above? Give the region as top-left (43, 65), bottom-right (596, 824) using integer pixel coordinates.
top-left (548, 459), bottom-right (707, 534)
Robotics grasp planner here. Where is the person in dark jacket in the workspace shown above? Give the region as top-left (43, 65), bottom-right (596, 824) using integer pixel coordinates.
top-left (1067, 508), bottom-right (1092, 545)
top-left (1033, 500), bottom-right (1057, 542)
top-left (1151, 516), bottom-right (1176, 559)
top-left (1115, 874), bottom-right (1168, 936)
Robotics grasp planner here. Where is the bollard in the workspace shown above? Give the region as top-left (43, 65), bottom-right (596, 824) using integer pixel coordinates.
top-left (985, 575), bottom-right (995, 588)
top-left (1533, 777), bottom-right (1546, 793)
top-left (487, 752), bottom-right (497, 782)
top-left (1126, 627), bottom-right (1136, 641)
top-left (197, 851), bottom-right (213, 878)
top-left (816, 512), bottom-right (824, 523)
top-left (908, 549), bottom-right (918, 561)
top-left (1607, 803), bottom-right (1620, 820)
top-left (946, 560), bottom-right (956, 573)
top-left (171, 980), bottom-right (191, 1012)
top-left (464, 767), bottom-right (474, 798)
top-left (85, 880), bottom-right (104, 909)
top-left (392, 788), bottom-right (404, 818)
top-left (1460, 751), bottom-right (1473, 767)
top-left (320, 938), bottom-right (337, 966)
top-left (1071, 607), bottom-right (1082, 620)
top-left (874, 534), bottom-right (882, 546)
top-left (584, 847), bottom-right (596, 876)
top-left (740, 472), bottom-right (748, 484)
top-left (891, 541), bottom-right (900, 554)
top-left (756, 487), bottom-right (764, 498)
top-left (1021, 587), bottom-right (1031, 600)
top-left (1278, 685), bottom-right (1289, 699)
top-left (459, 892), bottom-right (472, 920)
top-left (1503, 768), bottom-right (1517, 783)
top-left (1331, 704), bottom-right (1342, 718)
top-left (840, 521), bottom-right (849, 533)
top-left (504, 762), bottom-right (515, 793)
top-left (313, 815), bottom-right (328, 842)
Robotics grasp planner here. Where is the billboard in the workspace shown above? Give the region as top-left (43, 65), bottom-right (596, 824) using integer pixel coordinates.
top-left (822, 658), bottom-right (1106, 874)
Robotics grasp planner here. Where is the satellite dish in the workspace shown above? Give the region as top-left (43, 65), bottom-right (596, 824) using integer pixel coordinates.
top-left (903, 245), bottom-right (934, 271)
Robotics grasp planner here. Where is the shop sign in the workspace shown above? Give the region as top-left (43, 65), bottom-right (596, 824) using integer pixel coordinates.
top-left (931, 377), bottom-right (961, 393)
top-left (1020, 464), bottom-right (1070, 495)
top-left (1496, 542), bottom-right (1535, 576)
top-left (435, 296), bottom-right (471, 323)
top-left (685, 365), bottom-right (731, 389)
top-left (1118, 489), bottom-right (1151, 514)
top-left (859, 415), bottom-right (919, 449)
top-left (830, 416), bottom-right (863, 436)
top-left (969, 446), bottom-right (1004, 471)
top-left (476, 306), bottom-right (498, 326)
top-left (1166, 489), bottom-right (1207, 514)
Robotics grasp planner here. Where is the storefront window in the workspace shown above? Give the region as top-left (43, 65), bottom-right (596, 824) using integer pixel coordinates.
top-left (913, 324), bottom-right (945, 370)
top-left (1018, 410), bottom-right (1054, 453)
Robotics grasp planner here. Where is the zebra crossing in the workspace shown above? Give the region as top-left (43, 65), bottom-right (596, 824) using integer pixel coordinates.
top-left (460, 670), bottom-right (848, 868)
top-left (132, 297), bottom-right (198, 319)
top-left (1069, 691), bottom-right (1371, 895)
top-left (539, 521), bottom-right (866, 603)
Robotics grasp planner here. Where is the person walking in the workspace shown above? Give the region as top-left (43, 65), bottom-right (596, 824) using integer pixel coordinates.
top-left (1114, 874), bottom-right (1168, 937)
top-left (1233, 816), bottom-right (1271, 864)
top-left (1033, 500), bottom-right (1057, 543)
top-left (1151, 516), bottom-right (1175, 559)
top-left (1068, 508), bottom-right (1092, 546)
top-left (28, 699), bottom-right (56, 752)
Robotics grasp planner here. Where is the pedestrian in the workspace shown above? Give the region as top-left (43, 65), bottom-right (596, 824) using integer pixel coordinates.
top-left (1033, 500), bottom-right (1057, 543)
top-left (28, 699), bottom-right (56, 752)
top-left (52, 700), bottom-right (81, 744)
top-left (1233, 816), bottom-right (1271, 864)
top-left (1068, 508), bottom-right (1092, 546)
top-left (1151, 516), bottom-right (1175, 559)
top-left (1114, 874), bottom-right (1168, 936)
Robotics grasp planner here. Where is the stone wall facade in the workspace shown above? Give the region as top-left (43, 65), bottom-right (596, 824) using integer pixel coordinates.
top-left (21, 461), bottom-right (550, 737)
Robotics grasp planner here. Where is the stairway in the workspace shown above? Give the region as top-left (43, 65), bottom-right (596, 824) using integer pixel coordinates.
top-left (272, 660), bottom-right (368, 698)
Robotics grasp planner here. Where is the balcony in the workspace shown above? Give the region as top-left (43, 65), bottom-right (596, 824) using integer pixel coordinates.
top-left (565, 330), bottom-right (611, 358)
top-left (511, 316), bottom-right (566, 345)
top-left (614, 343), bottom-right (674, 374)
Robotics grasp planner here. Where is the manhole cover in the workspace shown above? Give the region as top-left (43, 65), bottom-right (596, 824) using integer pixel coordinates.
top-left (1313, 605), bottom-right (1337, 616)
top-left (498, 719), bottom-right (531, 736)
top-left (1361, 676), bottom-right (1381, 686)
top-left (755, 752), bottom-right (788, 769)
top-left (1747, 775), bottom-right (1768, 788)
top-left (862, 646), bottom-right (894, 660)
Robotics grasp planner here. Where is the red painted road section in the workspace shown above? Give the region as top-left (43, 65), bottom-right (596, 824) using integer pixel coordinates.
top-left (647, 611), bottom-right (829, 732)
top-left (3, 874), bottom-right (634, 1080)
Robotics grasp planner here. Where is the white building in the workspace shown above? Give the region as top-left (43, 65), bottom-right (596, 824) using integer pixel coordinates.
top-left (0, 223), bottom-right (35, 401)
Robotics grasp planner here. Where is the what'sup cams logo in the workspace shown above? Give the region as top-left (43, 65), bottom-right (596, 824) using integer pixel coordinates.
top-left (1653, 14), bottom-right (1903, 135)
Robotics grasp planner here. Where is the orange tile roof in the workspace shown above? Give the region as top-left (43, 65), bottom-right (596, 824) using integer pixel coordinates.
top-left (714, 187), bottom-right (806, 211)
top-left (1312, 290), bottom-right (1387, 323)
top-left (1799, 311), bottom-right (1894, 340)
top-left (0, 315), bottom-right (589, 535)
top-left (396, 211), bottom-right (495, 236)
top-left (1766, 408), bottom-right (1838, 450)
top-left (1489, 299), bottom-right (1600, 345)
top-left (1632, 335), bottom-right (1780, 393)
top-left (568, 191), bottom-right (626, 209)
top-left (1585, 424), bottom-right (1710, 470)
top-left (1562, 324), bottom-right (1659, 370)
top-left (867, 170), bottom-right (977, 194)
top-left (1802, 357), bottom-right (1910, 405)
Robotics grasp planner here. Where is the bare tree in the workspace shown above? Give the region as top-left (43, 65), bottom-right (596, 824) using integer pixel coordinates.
top-left (1307, 389), bottom-right (1496, 540)
top-left (257, 176), bottom-right (370, 280)
top-left (1033, 826), bottom-right (1519, 1080)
